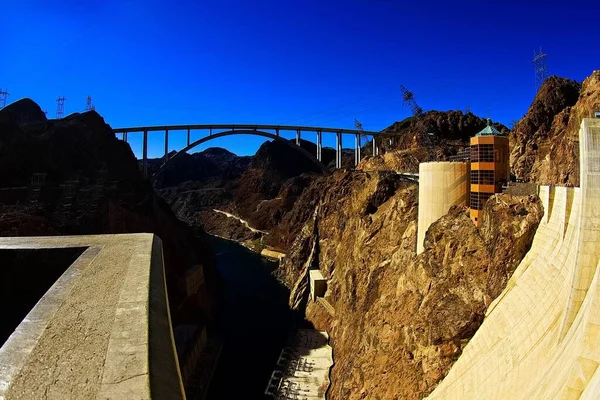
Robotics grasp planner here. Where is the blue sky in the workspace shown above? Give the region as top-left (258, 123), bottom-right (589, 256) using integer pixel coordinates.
top-left (2, 0), bottom-right (598, 157)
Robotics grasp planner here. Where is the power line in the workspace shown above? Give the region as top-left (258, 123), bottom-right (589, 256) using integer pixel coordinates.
top-left (309, 94), bottom-right (398, 125)
top-left (317, 97), bottom-right (400, 126)
top-left (279, 90), bottom-right (397, 125)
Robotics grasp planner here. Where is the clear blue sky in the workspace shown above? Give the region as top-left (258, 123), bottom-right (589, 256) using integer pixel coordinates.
top-left (2, 0), bottom-right (598, 157)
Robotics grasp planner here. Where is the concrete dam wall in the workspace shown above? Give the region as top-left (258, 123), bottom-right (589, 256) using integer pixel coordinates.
top-left (428, 118), bottom-right (600, 399)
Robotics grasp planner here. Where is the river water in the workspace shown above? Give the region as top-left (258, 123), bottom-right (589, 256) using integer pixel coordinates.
top-left (205, 236), bottom-right (298, 399)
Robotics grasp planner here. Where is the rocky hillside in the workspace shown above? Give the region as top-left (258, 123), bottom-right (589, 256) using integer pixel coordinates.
top-left (150, 147), bottom-right (252, 189)
top-left (510, 76), bottom-right (581, 183)
top-left (158, 138), bottom-right (338, 247)
top-left (531, 71), bottom-right (600, 185)
top-left (510, 70), bottom-right (600, 186)
top-left (234, 139), bottom-right (325, 221)
top-left (275, 170), bottom-right (542, 399)
top-left (0, 98), bottom-right (219, 326)
top-left (359, 110), bottom-right (509, 173)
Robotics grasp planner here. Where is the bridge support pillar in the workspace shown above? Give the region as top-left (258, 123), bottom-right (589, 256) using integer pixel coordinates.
top-left (187, 128), bottom-right (190, 147)
top-left (296, 129), bottom-right (301, 146)
top-left (143, 129), bottom-right (148, 179)
top-left (372, 136), bottom-right (379, 156)
top-left (355, 133), bottom-right (361, 167)
top-left (123, 132), bottom-right (128, 142)
top-left (336, 132), bottom-right (343, 169)
top-left (317, 131), bottom-right (322, 162)
top-left (164, 130), bottom-right (169, 161)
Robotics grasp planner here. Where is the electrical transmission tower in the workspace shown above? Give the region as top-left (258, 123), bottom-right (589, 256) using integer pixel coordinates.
top-left (532, 47), bottom-right (548, 92)
top-left (355, 118), bottom-right (367, 145)
top-left (56, 97), bottom-right (66, 119)
top-left (400, 85), bottom-right (423, 117)
top-left (0, 88), bottom-right (9, 109)
top-left (85, 95), bottom-right (95, 111)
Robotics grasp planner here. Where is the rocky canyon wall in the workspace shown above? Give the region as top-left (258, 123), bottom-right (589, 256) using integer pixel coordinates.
top-left (276, 170), bottom-right (542, 399)
top-left (510, 70), bottom-right (600, 186)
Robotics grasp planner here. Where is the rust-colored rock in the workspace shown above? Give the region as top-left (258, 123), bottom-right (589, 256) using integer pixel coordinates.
top-left (510, 70), bottom-right (600, 186)
top-left (359, 110), bottom-right (508, 173)
top-left (277, 171), bottom-right (542, 399)
top-left (531, 71), bottom-right (600, 185)
top-left (509, 76), bottom-right (581, 183)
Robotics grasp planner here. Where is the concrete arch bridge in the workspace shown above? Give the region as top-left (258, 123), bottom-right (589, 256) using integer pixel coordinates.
top-left (111, 124), bottom-right (386, 178)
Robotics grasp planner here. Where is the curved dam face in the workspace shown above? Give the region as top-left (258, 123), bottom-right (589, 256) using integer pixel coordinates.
top-left (428, 118), bottom-right (600, 399)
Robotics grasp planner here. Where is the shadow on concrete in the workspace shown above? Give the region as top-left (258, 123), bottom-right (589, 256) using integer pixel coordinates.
top-left (0, 247), bottom-right (86, 347)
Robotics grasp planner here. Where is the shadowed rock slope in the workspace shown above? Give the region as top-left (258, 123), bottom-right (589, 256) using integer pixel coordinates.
top-left (276, 170), bottom-right (542, 399)
top-left (0, 100), bottom-right (219, 326)
top-left (158, 138), bottom-right (332, 245)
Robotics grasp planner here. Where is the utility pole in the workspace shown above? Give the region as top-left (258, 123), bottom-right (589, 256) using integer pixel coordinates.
top-left (532, 47), bottom-right (548, 93)
top-left (85, 95), bottom-right (95, 111)
top-left (0, 88), bottom-right (9, 109)
top-left (56, 97), bottom-right (66, 119)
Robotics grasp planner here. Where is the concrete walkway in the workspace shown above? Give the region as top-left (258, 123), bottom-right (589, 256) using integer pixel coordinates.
top-left (0, 234), bottom-right (184, 400)
top-left (266, 329), bottom-right (333, 399)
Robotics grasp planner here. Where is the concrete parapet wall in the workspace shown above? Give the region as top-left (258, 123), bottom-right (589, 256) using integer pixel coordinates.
top-left (0, 234), bottom-right (185, 400)
top-left (417, 161), bottom-right (469, 254)
top-left (427, 118), bottom-right (600, 399)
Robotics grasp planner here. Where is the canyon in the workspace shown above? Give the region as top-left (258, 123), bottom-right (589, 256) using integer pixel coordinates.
top-left (151, 70), bottom-right (600, 398)
top-left (1, 69), bottom-right (599, 399)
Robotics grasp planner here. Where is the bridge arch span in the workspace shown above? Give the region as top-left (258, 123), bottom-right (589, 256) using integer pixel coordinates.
top-left (160, 129), bottom-right (329, 174)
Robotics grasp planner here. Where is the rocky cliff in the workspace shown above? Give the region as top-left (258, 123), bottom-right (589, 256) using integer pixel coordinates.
top-left (359, 110), bottom-right (509, 173)
top-left (0, 99), bottom-right (219, 325)
top-left (510, 70), bottom-right (600, 186)
top-left (233, 139), bottom-right (324, 227)
top-left (509, 76), bottom-right (581, 183)
top-left (151, 147), bottom-right (252, 189)
top-left (276, 170), bottom-right (542, 399)
top-left (158, 138), bottom-right (333, 247)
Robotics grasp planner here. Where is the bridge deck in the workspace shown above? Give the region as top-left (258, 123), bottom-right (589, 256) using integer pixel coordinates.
top-left (112, 123), bottom-right (381, 136)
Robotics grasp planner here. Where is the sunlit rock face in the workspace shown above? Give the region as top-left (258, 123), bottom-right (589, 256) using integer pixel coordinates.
top-left (275, 169), bottom-right (542, 399)
top-left (510, 71), bottom-right (600, 186)
top-left (358, 110), bottom-right (509, 173)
